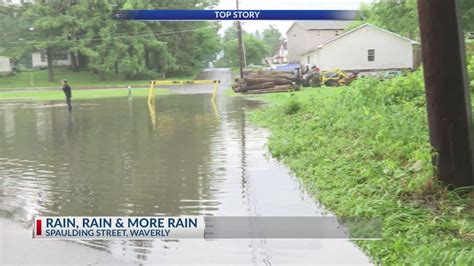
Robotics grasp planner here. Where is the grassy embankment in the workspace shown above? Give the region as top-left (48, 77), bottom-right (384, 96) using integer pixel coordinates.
top-left (0, 87), bottom-right (170, 101)
top-left (0, 68), bottom-right (197, 89)
top-left (0, 68), bottom-right (202, 100)
top-left (251, 70), bottom-right (474, 264)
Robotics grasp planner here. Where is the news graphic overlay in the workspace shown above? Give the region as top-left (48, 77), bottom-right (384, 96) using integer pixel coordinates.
top-left (113, 10), bottom-right (358, 21)
top-left (34, 216), bottom-right (381, 240)
top-left (34, 217), bottom-right (205, 239)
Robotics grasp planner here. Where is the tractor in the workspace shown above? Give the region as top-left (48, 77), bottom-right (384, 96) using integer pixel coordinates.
top-left (301, 68), bottom-right (355, 87)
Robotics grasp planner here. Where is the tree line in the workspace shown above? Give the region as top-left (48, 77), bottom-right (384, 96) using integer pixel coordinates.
top-left (0, 0), bottom-right (285, 82)
top-left (358, 0), bottom-right (474, 39)
top-left (215, 23), bottom-right (283, 68)
top-left (0, 0), bottom-right (222, 81)
top-left (2, 0), bottom-right (472, 82)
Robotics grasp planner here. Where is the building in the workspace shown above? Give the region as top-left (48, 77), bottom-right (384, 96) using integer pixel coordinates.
top-left (286, 20), bottom-right (354, 63)
top-left (271, 41), bottom-right (288, 64)
top-left (32, 51), bottom-right (72, 68)
top-left (0, 0), bottom-right (33, 5)
top-left (0, 56), bottom-right (13, 74)
top-left (301, 24), bottom-right (420, 71)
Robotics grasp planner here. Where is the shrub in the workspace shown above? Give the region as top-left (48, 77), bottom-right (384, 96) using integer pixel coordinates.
top-left (282, 94), bottom-right (301, 115)
top-left (251, 70), bottom-right (473, 264)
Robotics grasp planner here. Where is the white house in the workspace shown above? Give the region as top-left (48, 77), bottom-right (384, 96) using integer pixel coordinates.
top-left (32, 51), bottom-right (72, 68)
top-left (0, 0), bottom-right (33, 5)
top-left (301, 24), bottom-right (419, 71)
top-left (0, 56), bottom-right (13, 74)
top-left (286, 20), bottom-right (354, 63)
top-left (271, 41), bottom-right (288, 64)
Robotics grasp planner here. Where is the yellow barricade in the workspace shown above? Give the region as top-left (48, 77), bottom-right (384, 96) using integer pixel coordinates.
top-left (147, 80), bottom-right (221, 104)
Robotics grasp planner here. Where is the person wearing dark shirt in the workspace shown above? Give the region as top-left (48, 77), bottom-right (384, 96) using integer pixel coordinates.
top-left (61, 79), bottom-right (72, 111)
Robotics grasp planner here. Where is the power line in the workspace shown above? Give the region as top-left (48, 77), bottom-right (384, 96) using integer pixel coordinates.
top-left (0, 21), bottom-right (216, 41)
top-left (0, 25), bottom-right (219, 45)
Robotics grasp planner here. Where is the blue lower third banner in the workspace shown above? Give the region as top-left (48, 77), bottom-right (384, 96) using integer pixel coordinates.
top-left (113, 10), bottom-right (358, 21)
top-left (33, 216), bottom-right (381, 240)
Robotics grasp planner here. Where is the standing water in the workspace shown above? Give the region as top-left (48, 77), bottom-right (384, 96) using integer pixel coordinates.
top-left (0, 70), bottom-right (370, 264)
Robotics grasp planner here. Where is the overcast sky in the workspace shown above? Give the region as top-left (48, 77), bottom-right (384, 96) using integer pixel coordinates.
top-left (214, 0), bottom-right (374, 36)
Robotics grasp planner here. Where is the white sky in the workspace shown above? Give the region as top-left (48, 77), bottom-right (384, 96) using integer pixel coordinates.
top-left (214, 0), bottom-right (374, 36)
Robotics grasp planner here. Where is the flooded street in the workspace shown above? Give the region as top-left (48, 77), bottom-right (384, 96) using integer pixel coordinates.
top-left (0, 69), bottom-right (370, 264)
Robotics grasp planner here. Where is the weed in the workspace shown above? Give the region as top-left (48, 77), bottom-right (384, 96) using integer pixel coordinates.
top-left (251, 70), bottom-right (474, 264)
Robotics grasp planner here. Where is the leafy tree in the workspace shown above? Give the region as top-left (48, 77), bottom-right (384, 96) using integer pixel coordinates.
top-left (222, 33), bottom-right (268, 67)
top-left (19, 1), bottom-right (80, 81)
top-left (222, 23), bottom-right (241, 43)
top-left (360, 0), bottom-right (419, 39)
top-left (0, 0), bottom-right (221, 81)
top-left (254, 30), bottom-right (261, 40)
top-left (261, 25), bottom-right (282, 56)
top-left (360, 0), bottom-right (474, 38)
top-left (0, 4), bottom-right (29, 65)
top-left (122, 0), bottom-right (221, 77)
top-left (461, 0), bottom-right (474, 32)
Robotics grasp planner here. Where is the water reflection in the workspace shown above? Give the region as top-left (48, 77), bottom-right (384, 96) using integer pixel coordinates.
top-left (147, 99), bottom-right (157, 130)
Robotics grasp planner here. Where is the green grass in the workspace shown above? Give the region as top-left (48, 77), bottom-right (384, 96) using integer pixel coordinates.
top-left (223, 87), bottom-right (238, 97)
top-left (251, 71), bottom-right (474, 264)
top-left (0, 87), bottom-right (169, 101)
top-left (230, 67), bottom-right (241, 77)
top-left (0, 68), bottom-right (197, 89)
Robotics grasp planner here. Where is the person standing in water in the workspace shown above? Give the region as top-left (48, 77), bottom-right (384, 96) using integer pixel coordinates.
top-left (61, 79), bottom-right (72, 111)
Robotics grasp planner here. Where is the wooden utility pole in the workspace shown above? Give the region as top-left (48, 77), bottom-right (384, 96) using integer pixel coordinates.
top-left (417, 0), bottom-right (474, 187)
top-left (236, 0), bottom-right (244, 79)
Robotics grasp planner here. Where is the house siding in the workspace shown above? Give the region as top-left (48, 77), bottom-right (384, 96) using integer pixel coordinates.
top-left (32, 52), bottom-right (72, 68)
top-left (0, 56), bottom-right (12, 73)
top-left (287, 23), bottom-right (344, 63)
top-left (303, 25), bottom-right (415, 71)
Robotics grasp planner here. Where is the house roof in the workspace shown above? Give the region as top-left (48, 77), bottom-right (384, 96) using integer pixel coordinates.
top-left (301, 23), bottom-right (419, 55)
top-left (286, 20), bottom-right (354, 34)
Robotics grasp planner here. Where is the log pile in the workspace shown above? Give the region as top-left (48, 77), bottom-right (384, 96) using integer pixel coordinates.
top-left (232, 70), bottom-right (300, 94)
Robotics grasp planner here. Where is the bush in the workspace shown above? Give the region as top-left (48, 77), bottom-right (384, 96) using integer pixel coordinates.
top-left (467, 42), bottom-right (474, 91)
top-left (251, 70), bottom-right (474, 264)
top-left (282, 94), bottom-right (301, 115)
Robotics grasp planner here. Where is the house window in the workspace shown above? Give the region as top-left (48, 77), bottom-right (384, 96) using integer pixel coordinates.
top-left (335, 31), bottom-right (339, 36)
top-left (368, 49), bottom-right (375, 61)
top-left (307, 56), bottom-right (310, 64)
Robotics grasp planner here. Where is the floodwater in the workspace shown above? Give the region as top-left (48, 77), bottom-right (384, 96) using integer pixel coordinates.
top-left (0, 69), bottom-right (370, 264)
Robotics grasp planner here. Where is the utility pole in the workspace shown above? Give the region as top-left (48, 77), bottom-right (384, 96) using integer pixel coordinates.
top-left (236, 0), bottom-right (244, 79)
top-left (242, 24), bottom-right (247, 68)
top-left (417, 0), bottom-right (474, 187)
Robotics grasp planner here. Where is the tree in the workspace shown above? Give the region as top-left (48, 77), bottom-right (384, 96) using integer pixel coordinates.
top-left (223, 23), bottom-right (241, 43)
top-left (359, 0), bottom-right (474, 39)
top-left (0, 4), bottom-right (28, 63)
top-left (254, 30), bottom-right (261, 40)
top-left (261, 25), bottom-right (282, 56)
top-left (20, 1), bottom-right (79, 82)
top-left (222, 34), bottom-right (268, 67)
top-left (461, 0), bottom-right (474, 32)
top-left (360, 0), bottom-right (419, 39)
top-left (0, 0), bottom-right (222, 80)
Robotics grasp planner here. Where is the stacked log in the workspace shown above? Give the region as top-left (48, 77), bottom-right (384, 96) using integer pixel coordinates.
top-left (232, 70), bottom-right (300, 94)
